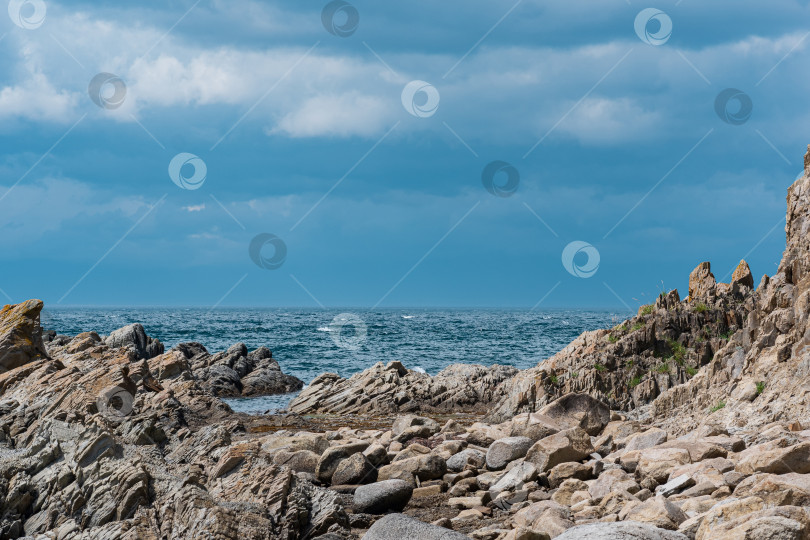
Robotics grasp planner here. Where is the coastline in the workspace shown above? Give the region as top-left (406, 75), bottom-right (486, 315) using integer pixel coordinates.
top-left (2, 148), bottom-right (810, 538)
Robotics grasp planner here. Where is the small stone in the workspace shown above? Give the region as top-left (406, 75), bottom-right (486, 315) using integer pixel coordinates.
top-left (655, 474), bottom-right (695, 497)
top-left (412, 484), bottom-right (443, 498)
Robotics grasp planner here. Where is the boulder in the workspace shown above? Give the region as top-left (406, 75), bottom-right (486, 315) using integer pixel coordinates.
top-left (538, 393), bottom-right (611, 436)
top-left (315, 442), bottom-right (369, 484)
top-left (363, 513), bottom-right (472, 539)
top-left (548, 462), bottom-right (593, 488)
top-left (272, 449), bottom-right (319, 474)
top-left (525, 428), bottom-right (594, 471)
top-left (551, 478), bottom-right (590, 506)
top-left (447, 449), bottom-right (486, 472)
top-left (623, 428), bottom-right (668, 452)
top-left (393, 415), bottom-right (440, 438)
top-left (378, 454), bottom-right (447, 482)
top-left (623, 495), bottom-right (687, 530)
top-left (697, 505), bottom-right (809, 540)
top-left (634, 448), bottom-right (692, 483)
top-left (555, 522), bottom-right (689, 539)
top-left (353, 480), bottom-right (413, 514)
top-left (486, 437), bottom-right (532, 470)
top-left (733, 473), bottom-right (810, 506)
top-left (694, 496), bottom-right (768, 540)
top-left (655, 474), bottom-right (695, 497)
top-left (489, 461), bottom-right (538, 496)
top-left (509, 413), bottom-right (561, 442)
top-left (737, 441), bottom-right (810, 475)
top-left (512, 501), bottom-right (573, 537)
top-left (331, 452), bottom-right (377, 485)
top-left (589, 469), bottom-right (640, 500)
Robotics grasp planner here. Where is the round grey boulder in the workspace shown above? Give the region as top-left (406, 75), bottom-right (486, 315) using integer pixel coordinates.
top-left (447, 449), bottom-right (486, 472)
top-left (363, 513), bottom-right (472, 539)
top-left (353, 480), bottom-right (413, 514)
top-left (486, 436), bottom-right (532, 470)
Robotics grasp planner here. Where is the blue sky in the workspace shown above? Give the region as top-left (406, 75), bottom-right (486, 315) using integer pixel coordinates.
top-left (1, 0), bottom-right (808, 309)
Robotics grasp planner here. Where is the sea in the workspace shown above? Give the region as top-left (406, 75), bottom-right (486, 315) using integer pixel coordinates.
top-left (40, 308), bottom-right (624, 414)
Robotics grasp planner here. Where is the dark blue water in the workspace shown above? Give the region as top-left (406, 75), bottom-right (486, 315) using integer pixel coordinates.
top-left (41, 308), bottom-right (623, 413)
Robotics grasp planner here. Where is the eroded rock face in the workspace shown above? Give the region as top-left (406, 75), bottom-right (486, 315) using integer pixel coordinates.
top-left (186, 342), bottom-right (304, 398)
top-left (486, 277), bottom-right (752, 420)
top-left (652, 145), bottom-right (810, 434)
top-left (0, 299), bottom-right (48, 374)
top-left (0, 313), bottom-right (347, 540)
top-left (104, 323), bottom-right (164, 359)
top-left (288, 361), bottom-right (519, 415)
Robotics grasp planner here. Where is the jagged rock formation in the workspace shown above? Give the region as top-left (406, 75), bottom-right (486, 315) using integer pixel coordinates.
top-left (288, 263), bottom-right (754, 422)
top-left (485, 260), bottom-right (755, 422)
top-left (0, 315), bottom-right (339, 539)
top-left (651, 144), bottom-right (810, 434)
top-left (185, 342), bottom-right (304, 397)
top-left (288, 361), bottom-right (518, 415)
top-left (104, 323), bottom-right (164, 359)
top-left (0, 299), bottom-right (48, 374)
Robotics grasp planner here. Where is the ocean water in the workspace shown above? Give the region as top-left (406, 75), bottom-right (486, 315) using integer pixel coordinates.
top-left (41, 308), bottom-right (623, 413)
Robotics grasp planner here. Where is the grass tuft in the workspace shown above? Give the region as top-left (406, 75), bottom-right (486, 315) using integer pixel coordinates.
top-left (710, 401), bottom-right (726, 413)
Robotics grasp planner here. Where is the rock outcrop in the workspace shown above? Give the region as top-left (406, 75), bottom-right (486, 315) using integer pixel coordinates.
top-left (0, 299), bottom-right (48, 374)
top-left (104, 323), bottom-right (164, 359)
top-left (289, 361), bottom-right (518, 415)
top-left (651, 144), bottom-right (810, 434)
top-left (185, 342), bottom-right (304, 398)
top-left (485, 270), bottom-right (753, 422)
top-left (0, 307), bottom-right (334, 540)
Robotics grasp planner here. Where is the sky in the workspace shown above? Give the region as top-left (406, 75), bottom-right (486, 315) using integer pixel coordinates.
top-left (1, 0), bottom-right (808, 309)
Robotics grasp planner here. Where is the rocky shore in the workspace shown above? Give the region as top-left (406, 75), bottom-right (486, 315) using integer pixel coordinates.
top-left (3, 147), bottom-right (810, 539)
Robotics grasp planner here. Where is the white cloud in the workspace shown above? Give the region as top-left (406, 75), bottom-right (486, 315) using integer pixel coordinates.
top-left (557, 97), bottom-right (664, 144)
top-left (0, 71), bottom-right (79, 123)
top-left (271, 92), bottom-right (395, 137)
top-left (3, 4), bottom-right (810, 145)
